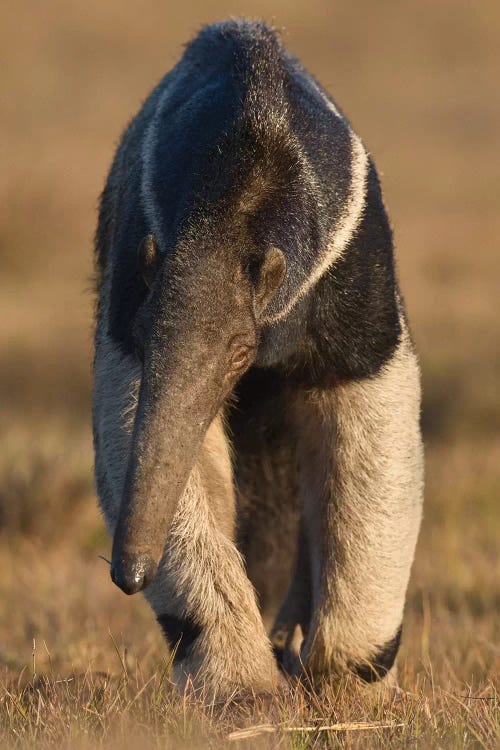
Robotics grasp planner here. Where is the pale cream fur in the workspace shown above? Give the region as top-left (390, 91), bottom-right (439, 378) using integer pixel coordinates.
top-left (145, 445), bottom-right (279, 697)
top-left (290, 328), bottom-right (423, 675)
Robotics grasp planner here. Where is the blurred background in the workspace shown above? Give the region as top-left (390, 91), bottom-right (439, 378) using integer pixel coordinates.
top-left (1, 0), bottom-right (498, 685)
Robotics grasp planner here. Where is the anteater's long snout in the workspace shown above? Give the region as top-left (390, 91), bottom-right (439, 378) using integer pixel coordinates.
top-left (109, 244), bottom-right (269, 596)
top-left (110, 551), bottom-right (157, 595)
top-left (109, 329), bottom-right (224, 596)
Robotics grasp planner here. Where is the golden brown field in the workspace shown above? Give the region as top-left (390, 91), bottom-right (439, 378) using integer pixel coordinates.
top-left (1, 1), bottom-right (499, 747)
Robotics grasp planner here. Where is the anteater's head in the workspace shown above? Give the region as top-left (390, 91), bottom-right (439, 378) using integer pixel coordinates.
top-left (110, 223), bottom-right (286, 594)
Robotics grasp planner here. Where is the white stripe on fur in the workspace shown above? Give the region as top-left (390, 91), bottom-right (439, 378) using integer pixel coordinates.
top-left (314, 82), bottom-right (342, 119)
top-left (140, 87), bottom-right (171, 250)
top-left (264, 126), bottom-right (369, 323)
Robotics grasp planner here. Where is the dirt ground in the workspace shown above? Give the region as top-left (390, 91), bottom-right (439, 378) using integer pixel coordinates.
top-left (0, 1), bottom-right (498, 747)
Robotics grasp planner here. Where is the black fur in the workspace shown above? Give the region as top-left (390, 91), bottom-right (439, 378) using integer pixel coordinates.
top-left (353, 625), bottom-right (402, 682)
top-left (94, 19), bottom-right (401, 384)
top-left (281, 161), bottom-right (401, 386)
top-left (156, 614), bottom-right (201, 662)
top-left (231, 367), bottom-right (301, 618)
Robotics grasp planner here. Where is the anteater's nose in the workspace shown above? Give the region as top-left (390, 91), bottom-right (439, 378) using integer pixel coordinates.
top-left (110, 552), bottom-right (156, 595)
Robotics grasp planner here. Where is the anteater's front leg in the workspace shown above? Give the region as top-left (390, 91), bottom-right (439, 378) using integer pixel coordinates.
top-left (143, 414), bottom-right (279, 699)
top-left (294, 335), bottom-right (423, 683)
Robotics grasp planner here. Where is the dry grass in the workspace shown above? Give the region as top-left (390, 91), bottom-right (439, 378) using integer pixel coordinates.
top-left (0, 668), bottom-right (498, 749)
top-left (0, 0), bottom-right (499, 747)
top-left (0, 429), bottom-right (497, 748)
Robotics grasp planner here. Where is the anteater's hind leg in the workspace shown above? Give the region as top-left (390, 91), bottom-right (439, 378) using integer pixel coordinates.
top-left (270, 519), bottom-right (312, 672)
top-left (229, 370), bottom-right (303, 635)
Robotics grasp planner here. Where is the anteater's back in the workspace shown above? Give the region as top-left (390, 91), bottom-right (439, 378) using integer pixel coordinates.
top-left (96, 19), bottom-right (361, 349)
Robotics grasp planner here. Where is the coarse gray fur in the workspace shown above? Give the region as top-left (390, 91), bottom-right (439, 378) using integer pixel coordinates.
top-left (93, 19), bottom-right (423, 699)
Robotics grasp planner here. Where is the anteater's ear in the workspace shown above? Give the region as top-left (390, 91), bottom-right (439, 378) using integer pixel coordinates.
top-left (254, 247), bottom-right (286, 317)
top-left (138, 234), bottom-right (160, 289)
